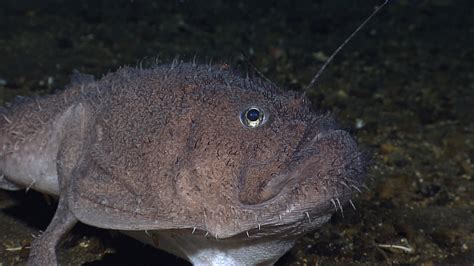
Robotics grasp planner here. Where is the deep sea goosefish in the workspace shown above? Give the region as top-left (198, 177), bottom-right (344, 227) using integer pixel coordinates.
top-left (0, 1), bottom-right (389, 264)
top-left (0, 63), bottom-right (367, 265)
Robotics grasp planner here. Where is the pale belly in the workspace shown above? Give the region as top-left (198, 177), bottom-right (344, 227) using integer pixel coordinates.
top-left (122, 230), bottom-right (296, 266)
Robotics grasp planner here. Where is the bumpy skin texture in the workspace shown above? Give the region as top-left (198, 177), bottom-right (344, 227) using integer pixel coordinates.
top-left (0, 63), bottom-right (367, 265)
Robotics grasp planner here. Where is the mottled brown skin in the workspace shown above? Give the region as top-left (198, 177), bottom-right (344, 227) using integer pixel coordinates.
top-left (0, 63), bottom-right (367, 265)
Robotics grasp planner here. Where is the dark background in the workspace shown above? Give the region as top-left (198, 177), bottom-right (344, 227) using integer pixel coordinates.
top-left (0, 0), bottom-right (473, 264)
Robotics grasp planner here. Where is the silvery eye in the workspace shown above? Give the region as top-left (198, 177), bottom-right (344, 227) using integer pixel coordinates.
top-left (240, 107), bottom-right (266, 128)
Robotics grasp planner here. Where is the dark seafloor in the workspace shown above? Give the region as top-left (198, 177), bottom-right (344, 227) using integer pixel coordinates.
top-left (0, 0), bottom-right (473, 265)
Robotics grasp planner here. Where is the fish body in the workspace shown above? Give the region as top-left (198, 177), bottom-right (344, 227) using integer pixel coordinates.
top-left (0, 63), bottom-right (367, 265)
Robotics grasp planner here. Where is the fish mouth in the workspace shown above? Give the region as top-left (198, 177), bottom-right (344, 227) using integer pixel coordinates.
top-left (201, 127), bottom-right (368, 239)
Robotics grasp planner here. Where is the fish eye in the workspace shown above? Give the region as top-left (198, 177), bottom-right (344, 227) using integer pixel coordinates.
top-left (240, 107), bottom-right (266, 128)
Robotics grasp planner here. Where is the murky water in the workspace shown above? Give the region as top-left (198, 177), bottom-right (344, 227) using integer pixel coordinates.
top-left (1, 0), bottom-right (473, 264)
